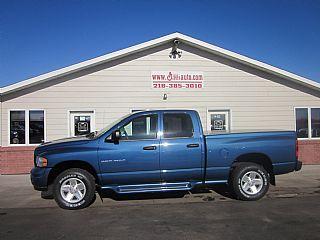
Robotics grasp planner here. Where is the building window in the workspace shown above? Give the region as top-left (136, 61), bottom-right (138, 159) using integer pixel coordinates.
top-left (29, 110), bottom-right (45, 144)
top-left (9, 110), bottom-right (45, 145)
top-left (311, 108), bottom-right (320, 138)
top-left (163, 113), bottom-right (194, 138)
top-left (295, 108), bottom-right (309, 138)
top-left (295, 107), bottom-right (320, 139)
top-left (207, 110), bottom-right (230, 132)
top-left (10, 111), bottom-right (26, 144)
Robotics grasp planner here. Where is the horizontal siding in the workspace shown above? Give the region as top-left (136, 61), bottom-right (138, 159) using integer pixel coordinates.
top-left (2, 46), bottom-right (320, 145)
top-left (3, 102), bottom-right (317, 109)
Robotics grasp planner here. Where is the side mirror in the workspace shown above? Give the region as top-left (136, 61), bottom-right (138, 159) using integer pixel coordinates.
top-left (113, 130), bottom-right (120, 141)
top-left (106, 130), bottom-right (120, 144)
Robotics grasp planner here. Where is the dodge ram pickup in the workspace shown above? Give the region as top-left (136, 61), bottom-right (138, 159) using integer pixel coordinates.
top-left (31, 110), bottom-right (302, 209)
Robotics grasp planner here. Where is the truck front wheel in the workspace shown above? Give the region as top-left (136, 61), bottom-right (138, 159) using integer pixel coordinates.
top-left (53, 168), bottom-right (96, 210)
top-left (230, 163), bottom-right (269, 201)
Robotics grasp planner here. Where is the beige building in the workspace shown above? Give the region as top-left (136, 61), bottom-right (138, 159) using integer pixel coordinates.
top-left (1, 33), bottom-right (320, 174)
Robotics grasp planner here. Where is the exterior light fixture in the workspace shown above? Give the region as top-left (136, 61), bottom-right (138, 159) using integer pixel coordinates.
top-left (163, 93), bottom-right (168, 100)
top-left (169, 39), bottom-right (182, 59)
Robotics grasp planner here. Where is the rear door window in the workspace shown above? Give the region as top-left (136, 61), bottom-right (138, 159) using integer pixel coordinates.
top-left (163, 113), bottom-right (194, 138)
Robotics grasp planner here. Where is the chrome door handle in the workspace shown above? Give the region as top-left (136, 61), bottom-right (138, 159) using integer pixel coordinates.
top-left (187, 143), bottom-right (199, 148)
top-left (143, 146), bottom-right (157, 150)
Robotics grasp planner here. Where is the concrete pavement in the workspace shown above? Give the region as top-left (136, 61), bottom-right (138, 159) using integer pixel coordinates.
top-left (0, 165), bottom-right (320, 240)
top-left (0, 165), bottom-right (319, 208)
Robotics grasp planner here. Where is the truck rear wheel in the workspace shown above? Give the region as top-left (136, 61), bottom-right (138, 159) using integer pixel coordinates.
top-left (230, 163), bottom-right (269, 201)
top-left (53, 168), bottom-right (96, 210)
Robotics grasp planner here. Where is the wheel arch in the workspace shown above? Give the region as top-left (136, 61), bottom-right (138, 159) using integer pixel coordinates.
top-left (47, 160), bottom-right (100, 187)
top-left (231, 152), bottom-right (275, 185)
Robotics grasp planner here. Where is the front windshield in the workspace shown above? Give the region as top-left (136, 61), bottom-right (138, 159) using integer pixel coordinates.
top-left (94, 113), bottom-right (133, 138)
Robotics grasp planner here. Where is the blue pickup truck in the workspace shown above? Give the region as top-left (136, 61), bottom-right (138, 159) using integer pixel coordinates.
top-left (31, 110), bottom-right (302, 209)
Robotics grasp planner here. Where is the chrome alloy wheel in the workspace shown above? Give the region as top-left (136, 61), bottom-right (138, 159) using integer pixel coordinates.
top-left (60, 178), bottom-right (86, 203)
top-left (240, 171), bottom-right (264, 195)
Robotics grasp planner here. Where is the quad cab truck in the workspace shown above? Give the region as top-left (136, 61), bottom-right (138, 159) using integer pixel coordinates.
top-left (31, 110), bottom-right (302, 209)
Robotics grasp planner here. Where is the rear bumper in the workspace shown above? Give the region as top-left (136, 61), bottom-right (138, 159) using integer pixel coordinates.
top-left (273, 161), bottom-right (302, 175)
top-left (30, 167), bottom-right (52, 191)
top-left (295, 160), bottom-right (302, 171)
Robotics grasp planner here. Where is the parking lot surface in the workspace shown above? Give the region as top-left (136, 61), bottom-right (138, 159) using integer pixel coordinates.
top-left (0, 165), bottom-right (320, 240)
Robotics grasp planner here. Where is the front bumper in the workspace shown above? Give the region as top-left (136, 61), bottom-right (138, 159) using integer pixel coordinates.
top-left (295, 160), bottom-right (302, 171)
top-left (30, 167), bottom-right (52, 191)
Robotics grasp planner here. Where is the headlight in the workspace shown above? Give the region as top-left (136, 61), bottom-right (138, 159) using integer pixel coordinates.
top-left (36, 156), bottom-right (48, 167)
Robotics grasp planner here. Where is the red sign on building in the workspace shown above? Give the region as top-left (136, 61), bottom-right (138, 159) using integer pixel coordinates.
top-left (151, 71), bottom-right (204, 89)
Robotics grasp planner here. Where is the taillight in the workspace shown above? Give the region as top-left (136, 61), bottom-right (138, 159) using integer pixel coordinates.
top-left (296, 140), bottom-right (299, 159)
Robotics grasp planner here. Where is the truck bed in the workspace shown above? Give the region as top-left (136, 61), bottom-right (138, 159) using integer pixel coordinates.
top-left (204, 129), bottom-right (295, 136)
top-left (203, 130), bottom-right (297, 182)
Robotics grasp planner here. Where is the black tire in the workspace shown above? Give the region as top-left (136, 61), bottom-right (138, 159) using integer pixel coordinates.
top-left (53, 168), bottom-right (96, 210)
top-left (230, 163), bottom-right (269, 201)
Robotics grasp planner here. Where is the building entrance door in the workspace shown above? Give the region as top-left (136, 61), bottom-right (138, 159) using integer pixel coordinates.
top-left (69, 111), bottom-right (95, 137)
top-left (207, 110), bottom-right (230, 132)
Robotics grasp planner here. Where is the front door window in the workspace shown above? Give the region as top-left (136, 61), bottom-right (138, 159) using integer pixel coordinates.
top-left (119, 114), bottom-right (158, 140)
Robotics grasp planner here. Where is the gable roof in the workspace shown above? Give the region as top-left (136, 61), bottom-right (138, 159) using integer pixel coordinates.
top-left (1, 32), bottom-right (320, 95)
